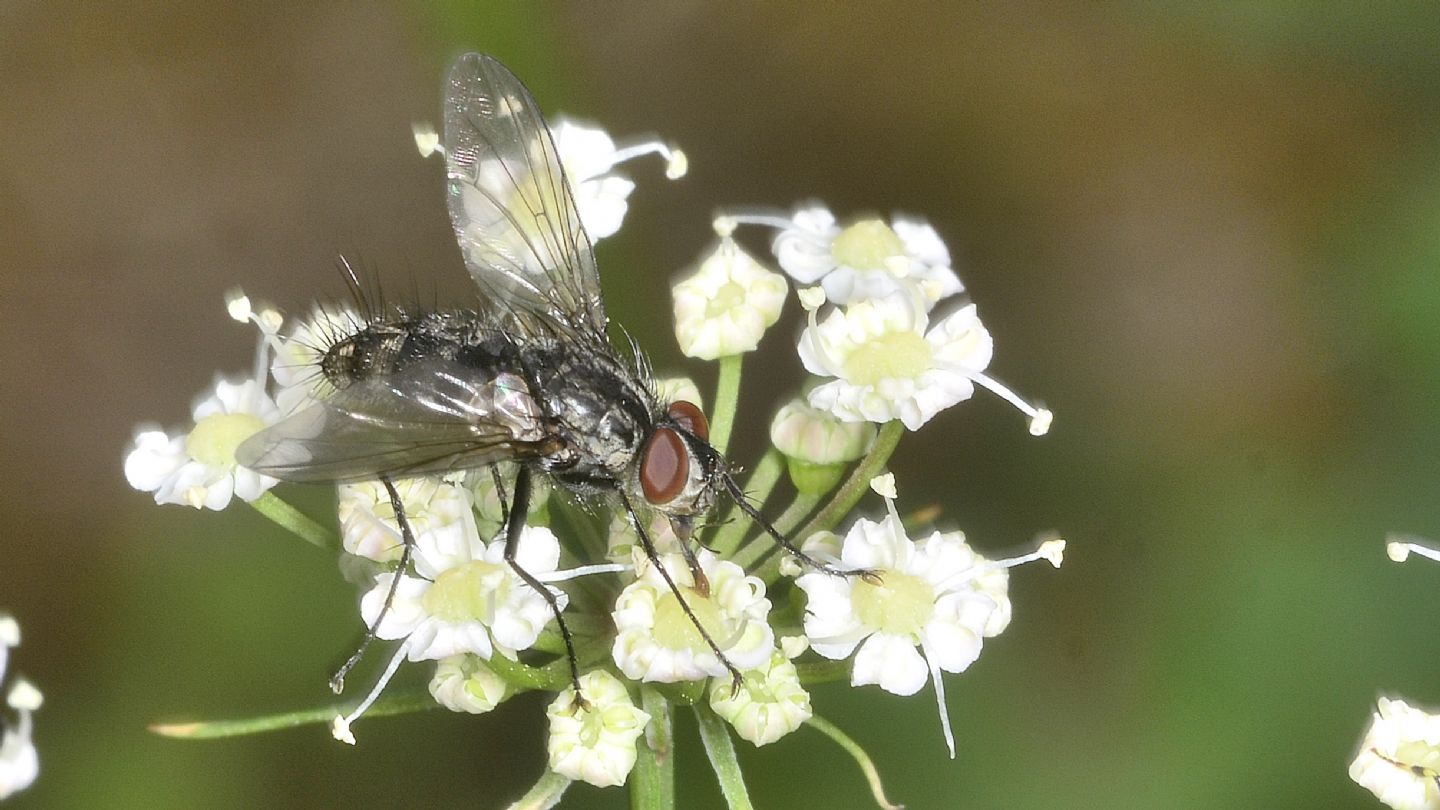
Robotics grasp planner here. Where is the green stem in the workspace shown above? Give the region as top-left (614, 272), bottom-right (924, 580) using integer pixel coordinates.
top-left (708, 354), bottom-right (744, 456)
top-left (631, 687), bottom-right (675, 810)
top-left (506, 770), bottom-right (572, 810)
top-left (793, 421), bottom-right (904, 541)
top-left (709, 449), bottom-right (784, 557)
top-left (248, 492), bottom-right (335, 551)
top-left (149, 686), bottom-right (435, 739)
top-left (695, 705), bottom-right (753, 810)
top-left (795, 658), bottom-right (851, 685)
top-left (805, 715), bottom-right (903, 810)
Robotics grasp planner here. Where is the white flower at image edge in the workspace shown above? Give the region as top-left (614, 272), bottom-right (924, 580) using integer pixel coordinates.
top-left (124, 378), bottom-right (280, 509)
top-left (612, 549), bottom-right (775, 682)
top-left (672, 238), bottom-right (788, 360)
top-left (547, 670), bottom-right (651, 788)
top-left (798, 296), bottom-right (992, 431)
top-left (361, 518), bottom-right (568, 662)
top-left (0, 615), bottom-right (39, 800)
top-left (771, 204), bottom-right (962, 307)
top-left (1351, 697), bottom-right (1440, 810)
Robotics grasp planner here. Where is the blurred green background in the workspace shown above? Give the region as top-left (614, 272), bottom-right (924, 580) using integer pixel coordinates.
top-left (4, 2), bottom-right (1440, 807)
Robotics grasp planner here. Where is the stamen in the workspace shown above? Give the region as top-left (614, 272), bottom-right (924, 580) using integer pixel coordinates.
top-left (970, 372), bottom-right (1052, 436)
top-left (992, 538), bottom-right (1066, 570)
top-left (540, 562), bottom-right (625, 583)
top-left (6, 678), bottom-right (41, 711)
top-left (797, 286), bottom-right (827, 312)
top-left (0, 615), bottom-right (18, 647)
top-left (332, 640), bottom-right (411, 745)
top-left (919, 639), bottom-right (956, 759)
top-left (412, 122), bottom-right (444, 158)
top-left (1387, 534), bottom-right (1440, 563)
top-left (608, 140), bottom-right (687, 178)
top-left (225, 289), bottom-right (252, 323)
top-left (713, 211), bottom-right (803, 232)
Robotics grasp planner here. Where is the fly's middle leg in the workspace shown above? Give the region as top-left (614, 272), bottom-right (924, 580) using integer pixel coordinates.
top-left (503, 464), bottom-right (585, 706)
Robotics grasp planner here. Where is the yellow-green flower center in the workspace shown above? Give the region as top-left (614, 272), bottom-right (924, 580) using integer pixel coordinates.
top-left (422, 561), bottom-right (505, 623)
top-left (842, 331), bottom-right (932, 386)
top-left (185, 413), bottom-right (265, 468)
top-left (852, 570), bottom-right (935, 636)
top-left (831, 219), bottom-right (905, 271)
top-left (705, 280), bottom-right (748, 318)
top-left (653, 589), bottom-right (726, 651)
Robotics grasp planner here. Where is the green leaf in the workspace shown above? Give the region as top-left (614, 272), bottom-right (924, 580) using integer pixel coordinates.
top-left (149, 686), bottom-right (436, 739)
top-left (694, 705), bottom-right (754, 810)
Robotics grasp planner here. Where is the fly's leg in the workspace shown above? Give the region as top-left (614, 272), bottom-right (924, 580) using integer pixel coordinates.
top-left (490, 465), bottom-right (510, 529)
top-left (330, 475), bottom-right (416, 694)
top-left (503, 465), bottom-right (585, 706)
top-left (668, 515), bottom-right (711, 598)
top-left (622, 492), bottom-right (744, 695)
top-left (721, 473), bottom-right (881, 584)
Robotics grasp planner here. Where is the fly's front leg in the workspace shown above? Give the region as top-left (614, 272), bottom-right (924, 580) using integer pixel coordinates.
top-left (622, 492), bottom-right (743, 694)
top-left (503, 465), bottom-right (584, 705)
top-left (331, 475), bottom-right (416, 693)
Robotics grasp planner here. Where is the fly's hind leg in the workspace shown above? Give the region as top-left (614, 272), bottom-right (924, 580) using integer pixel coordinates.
top-left (330, 475), bottom-right (416, 694)
top-left (503, 465), bottom-right (585, 707)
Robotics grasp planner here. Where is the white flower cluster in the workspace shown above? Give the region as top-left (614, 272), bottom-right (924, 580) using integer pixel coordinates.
top-left (127, 111), bottom-right (1064, 801)
top-left (674, 203), bottom-right (1053, 434)
top-left (0, 615), bottom-right (40, 800)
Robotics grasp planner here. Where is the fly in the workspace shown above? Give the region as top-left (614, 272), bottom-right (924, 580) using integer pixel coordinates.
top-left (237, 53), bottom-right (853, 696)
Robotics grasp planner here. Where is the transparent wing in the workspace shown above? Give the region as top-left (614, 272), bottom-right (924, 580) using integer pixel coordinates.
top-left (444, 53), bottom-right (607, 339)
top-left (237, 360), bottom-right (551, 483)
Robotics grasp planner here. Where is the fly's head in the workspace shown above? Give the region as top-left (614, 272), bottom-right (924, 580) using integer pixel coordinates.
top-left (633, 400), bottom-right (728, 542)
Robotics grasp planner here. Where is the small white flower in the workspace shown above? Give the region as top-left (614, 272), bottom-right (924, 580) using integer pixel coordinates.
top-left (360, 515), bottom-right (569, 663)
top-left (795, 485), bottom-right (1056, 757)
top-left (429, 654), bottom-right (512, 714)
top-left (1351, 697), bottom-right (1440, 809)
top-left (547, 670), bottom-right (651, 788)
top-left (124, 377), bottom-right (281, 510)
top-left (770, 397), bottom-right (875, 466)
top-left (799, 296), bottom-right (1049, 432)
top-left (672, 238), bottom-right (789, 360)
top-left (552, 118), bottom-right (685, 240)
top-left (612, 549), bottom-right (775, 682)
top-left (708, 650), bottom-right (813, 746)
top-left (338, 477), bottom-right (474, 563)
top-left (770, 204), bottom-right (962, 308)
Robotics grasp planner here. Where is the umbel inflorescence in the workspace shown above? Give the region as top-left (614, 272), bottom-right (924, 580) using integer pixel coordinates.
top-left (127, 53), bottom-right (1062, 808)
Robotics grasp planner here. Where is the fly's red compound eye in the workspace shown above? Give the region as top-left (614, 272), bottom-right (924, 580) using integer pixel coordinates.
top-left (666, 400), bottom-right (709, 442)
top-left (640, 427), bottom-right (688, 504)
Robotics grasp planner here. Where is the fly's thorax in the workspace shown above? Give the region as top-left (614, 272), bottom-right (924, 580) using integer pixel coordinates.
top-left (524, 342), bottom-right (654, 480)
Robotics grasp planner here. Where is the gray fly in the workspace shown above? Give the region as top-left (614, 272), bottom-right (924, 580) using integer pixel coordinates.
top-left (236, 53), bottom-right (845, 695)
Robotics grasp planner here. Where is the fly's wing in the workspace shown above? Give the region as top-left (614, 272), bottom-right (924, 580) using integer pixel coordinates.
top-left (444, 53), bottom-right (607, 340)
top-left (236, 360), bottom-right (551, 483)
